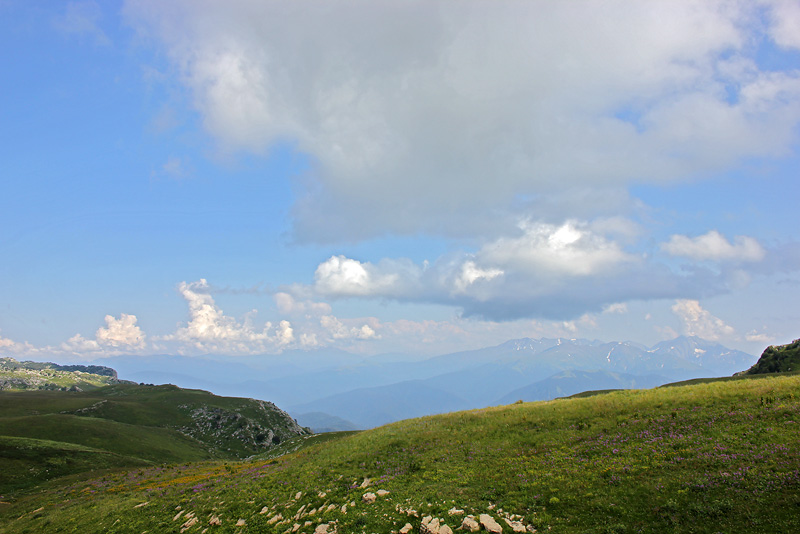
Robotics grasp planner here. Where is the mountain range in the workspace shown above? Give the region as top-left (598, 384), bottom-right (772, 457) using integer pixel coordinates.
top-left (92, 336), bottom-right (755, 431)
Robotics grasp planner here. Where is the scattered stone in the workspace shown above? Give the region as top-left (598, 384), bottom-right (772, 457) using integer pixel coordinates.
top-left (362, 492), bottom-right (377, 504)
top-left (460, 517), bottom-right (480, 532)
top-left (340, 505), bottom-right (348, 514)
top-left (318, 491), bottom-right (327, 498)
top-left (134, 502), bottom-right (149, 508)
top-left (377, 489), bottom-right (390, 497)
top-left (209, 516), bottom-right (222, 526)
top-left (360, 477), bottom-right (372, 488)
top-left (291, 523), bottom-right (301, 532)
top-left (504, 518), bottom-right (526, 533)
top-left (421, 515), bottom-right (440, 534)
top-left (326, 504), bottom-right (337, 513)
top-left (314, 523), bottom-right (335, 534)
top-left (268, 514), bottom-right (283, 524)
top-left (447, 507), bottom-right (464, 516)
top-left (180, 516), bottom-right (199, 533)
top-left (479, 514), bottom-right (503, 533)
top-left (173, 510), bottom-right (185, 521)
top-left (399, 523), bottom-right (413, 534)
top-left (439, 525), bottom-right (453, 534)
top-left (295, 491), bottom-right (303, 500)
top-left (236, 518), bottom-right (246, 526)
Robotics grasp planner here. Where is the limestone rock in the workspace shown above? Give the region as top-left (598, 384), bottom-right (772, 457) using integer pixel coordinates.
top-left (377, 489), bottom-right (390, 497)
top-left (421, 515), bottom-right (440, 534)
top-left (208, 516), bottom-right (222, 526)
top-left (504, 518), bottom-right (526, 533)
top-left (460, 517), bottom-right (480, 532)
top-left (479, 514), bottom-right (503, 533)
top-left (314, 523), bottom-right (334, 534)
top-left (399, 524), bottom-right (413, 534)
top-left (362, 492), bottom-right (377, 504)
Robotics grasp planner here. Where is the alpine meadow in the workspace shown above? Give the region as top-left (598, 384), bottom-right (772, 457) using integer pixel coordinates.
top-left (2, 1), bottom-right (800, 533)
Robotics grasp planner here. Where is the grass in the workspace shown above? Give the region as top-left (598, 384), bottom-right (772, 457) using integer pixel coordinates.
top-left (1, 373), bottom-right (799, 533)
top-left (0, 384), bottom-right (309, 499)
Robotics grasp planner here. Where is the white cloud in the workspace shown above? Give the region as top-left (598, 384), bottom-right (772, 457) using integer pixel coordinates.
top-left (306, 218), bottom-right (663, 319)
top-left (165, 279), bottom-right (295, 353)
top-left (0, 334), bottom-right (38, 356)
top-left (603, 303), bottom-right (629, 315)
top-left (479, 220), bottom-right (635, 278)
top-left (314, 256), bottom-right (418, 297)
top-left (95, 313), bottom-right (146, 348)
top-left (766, 0), bottom-right (800, 50)
top-left (453, 261), bottom-right (503, 293)
top-left (661, 230), bottom-right (766, 262)
top-left (274, 292), bottom-right (331, 317)
top-left (671, 299), bottom-right (735, 341)
top-left (319, 315), bottom-right (380, 341)
top-left (125, 0), bottom-right (800, 242)
top-left (745, 329), bottom-right (773, 344)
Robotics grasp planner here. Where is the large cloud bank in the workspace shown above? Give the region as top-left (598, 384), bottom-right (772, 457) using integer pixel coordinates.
top-left (125, 0), bottom-right (800, 241)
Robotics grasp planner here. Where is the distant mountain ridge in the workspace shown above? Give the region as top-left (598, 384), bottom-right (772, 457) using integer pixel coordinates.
top-left (55, 335), bottom-right (758, 431)
top-left (287, 335), bottom-right (756, 428)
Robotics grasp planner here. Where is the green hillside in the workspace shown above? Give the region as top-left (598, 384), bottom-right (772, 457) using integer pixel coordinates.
top-left (2, 373), bottom-right (799, 533)
top-left (0, 357), bottom-right (129, 392)
top-left (0, 384), bottom-right (310, 498)
top-left (745, 339), bottom-right (800, 374)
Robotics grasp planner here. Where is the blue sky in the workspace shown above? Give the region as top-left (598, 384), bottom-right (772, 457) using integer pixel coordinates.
top-left (1, 0), bottom-right (799, 361)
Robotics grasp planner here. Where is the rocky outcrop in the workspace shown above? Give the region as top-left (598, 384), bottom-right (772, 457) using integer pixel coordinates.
top-left (479, 514), bottom-right (503, 533)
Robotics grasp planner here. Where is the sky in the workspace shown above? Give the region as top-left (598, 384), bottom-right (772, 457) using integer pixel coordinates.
top-left (1, 0), bottom-right (800, 362)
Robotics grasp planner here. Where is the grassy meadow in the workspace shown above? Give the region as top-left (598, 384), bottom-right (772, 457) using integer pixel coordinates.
top-left (1, 373), bottom-right (799, 533)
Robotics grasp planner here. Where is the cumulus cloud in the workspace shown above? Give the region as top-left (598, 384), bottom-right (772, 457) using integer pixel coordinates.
top-left (671, 299), bottom-right (735, 341)
top-left (274, 292), bottom-right (331, 317)
top-left (166, 279), bottom-right (295, 353)
top-left (0, 334), bottom-right (38, 356)
top-left (314, 256), bottom-right (420, 298)
top-left (306, 218), bottom-right (700, 320)
top-left (603, 303), bottom-right (629, 315)
top-left (479, 220), bottom-right (636, 278)
top-left (661, 230), bottom-right (766, 262)
top-left (766, 0), bottom-right (800, 50)
top-left (59, 314), bottom-right (147, 356)
top-left (95, 313), bottom-right (146, 348)
top-left (125, 0), bottom-right (800, 242)
top-left (319, 315), bottom-right (380, 341)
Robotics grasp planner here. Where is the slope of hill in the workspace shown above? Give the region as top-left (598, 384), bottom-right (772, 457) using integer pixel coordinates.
top-left (1, 373), bottom-right (798, 533)
top-left (0, 384), bottom-right (310, 497)
top-left (745, 338), bottom-right (800, 374)
top-left (0, 357), bottom-right (130, 391)
top-left (496, 369), bottom-right (667, 404)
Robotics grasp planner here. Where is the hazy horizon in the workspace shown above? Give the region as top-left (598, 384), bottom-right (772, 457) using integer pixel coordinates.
top-left (2, 1), bottom-right (800, 364)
